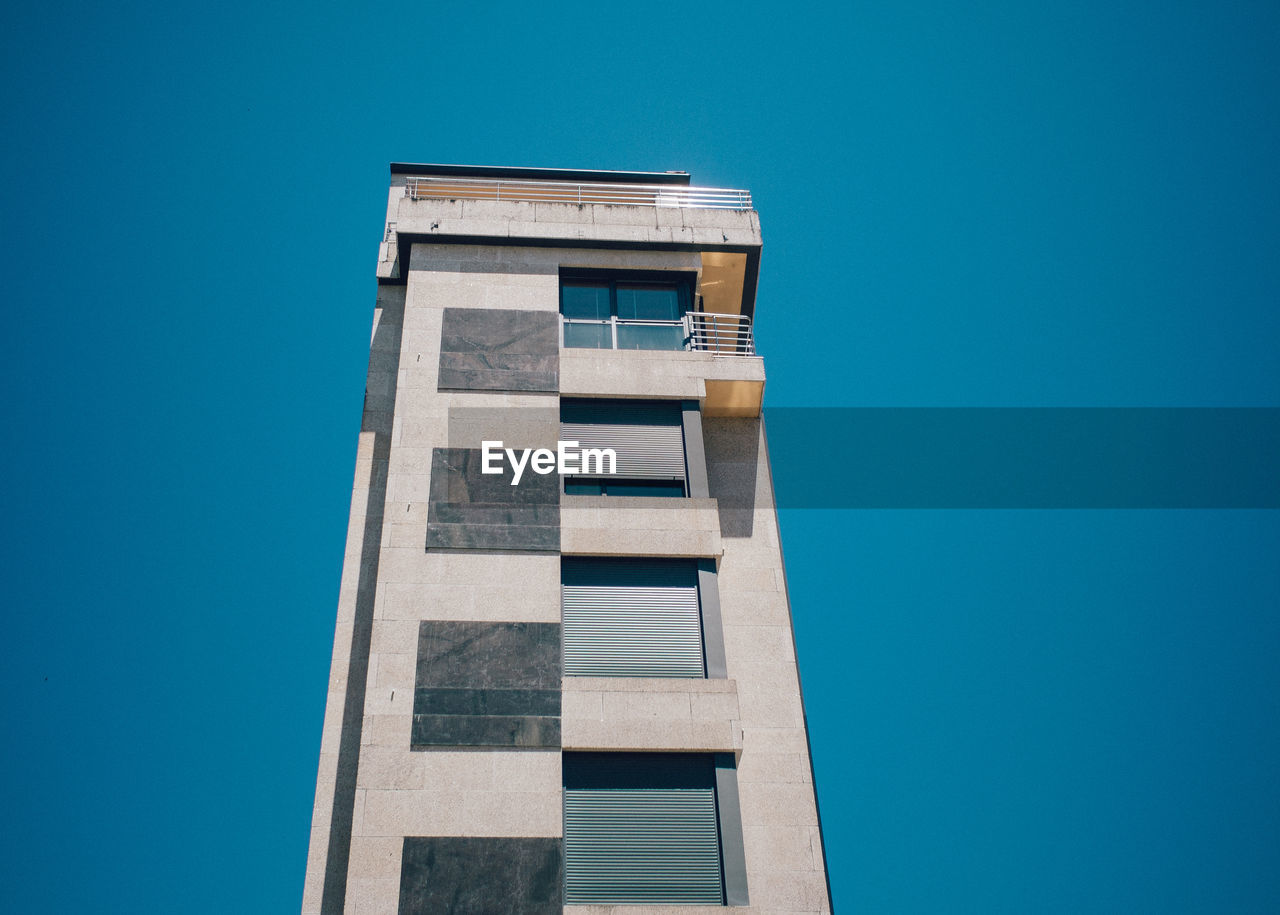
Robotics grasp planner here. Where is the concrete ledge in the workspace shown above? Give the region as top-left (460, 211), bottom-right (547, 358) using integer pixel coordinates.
top-left (560, 348), bottom-right (764, 403)
top-left (561, 496), bottom-right (722, 558)
top-left (562, 677), bottom-right (741, 753)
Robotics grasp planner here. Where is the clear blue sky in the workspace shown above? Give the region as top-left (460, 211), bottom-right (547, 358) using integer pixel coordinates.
top-left (3, 1), bottom-right (1278, 911)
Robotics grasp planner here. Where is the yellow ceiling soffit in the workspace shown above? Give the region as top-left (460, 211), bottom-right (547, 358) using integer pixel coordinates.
top-left (703, 380), bottom-right (763, 418)
top-left (698, 252), bottom-right (747, 316)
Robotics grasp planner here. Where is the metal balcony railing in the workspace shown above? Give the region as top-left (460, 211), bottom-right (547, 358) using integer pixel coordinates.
top-left (561, 312), bottom-right (756, 356)
top-left (405, 176), bottom-right (752, 210)
top-left (687, 312), bottom-right (756, 355)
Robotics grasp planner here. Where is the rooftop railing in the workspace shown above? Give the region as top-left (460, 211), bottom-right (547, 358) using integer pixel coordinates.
top-left (405, 176), bottom-right (752, 210)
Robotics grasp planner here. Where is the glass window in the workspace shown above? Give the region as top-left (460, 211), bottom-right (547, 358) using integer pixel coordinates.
top-left (602, 480), bottom-right (685, 497)
top-left (616, 284), bottom-right (683, 321)
top-left (564, 480), bottom-right (604, 496)
top-left (565, 479), bottom-right (686, 497)
top-left (617, 322), bottom-right (687, 350)
top-left (561, 274), bottom-right (691, 351)
top-left (563, 322), bottom-right (611, 349)
top-left (561, 283), bottom-right (611, 320)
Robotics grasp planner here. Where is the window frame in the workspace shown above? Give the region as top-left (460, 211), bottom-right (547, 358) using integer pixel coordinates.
top-left (563, 478), bottom-right (687, 498)
top-left (562, 751), bottom-right (748, 907)
top-left (561, 556), bottom-right (727, 680)
top-left (560, 398), bottom-right (694, 498)
top-left (559, 269), bottom-right (696, 351)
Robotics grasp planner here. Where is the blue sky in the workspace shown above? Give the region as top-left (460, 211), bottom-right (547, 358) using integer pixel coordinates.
top-left (3, 1), bottom-right (1278, 911)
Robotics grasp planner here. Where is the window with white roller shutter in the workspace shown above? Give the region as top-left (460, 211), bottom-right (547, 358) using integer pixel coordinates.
top-left (560, 399), bottom-right (688, 497)
top-left (561, 557), bottom-right (705, 678)
top-left (563, 753), bottom-right (725, 906)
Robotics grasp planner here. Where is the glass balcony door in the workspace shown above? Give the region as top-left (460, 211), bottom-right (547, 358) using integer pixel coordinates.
top-left (561, 278), bottom-right (689, 351)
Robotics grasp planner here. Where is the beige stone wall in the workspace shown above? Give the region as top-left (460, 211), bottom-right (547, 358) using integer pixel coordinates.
top-left (709, 417), bottom-right (830, 914)
top-left (303, 284), bottom-right (404, 914)
top-left (340, 246), bottom-right (562, 913)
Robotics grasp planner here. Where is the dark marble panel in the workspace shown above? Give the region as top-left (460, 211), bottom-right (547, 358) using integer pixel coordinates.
top-left (429, 448), bottom-right (562, 503)
top-left (428, 503), bottom-right (561, 526)
top-left (399, 836), bottom-right (563, 915)
top-left (437, 308), bottom-right (559, 393)
top-left (416, 622), bottom-right (561, 690)
top-left (414, 687), bottom-right (561, 717)
top-left (411, 713), bottom-right (561, 749)
top-left (427, 448), bottom-right (560, 552)
top-left (440, 307), bottom-right (559, 355)
top-left (411, 622), bottom-right (562, 749)
top-left (438, 355), bottom-right (559, 394)
top-left (425, 521), bottom-right (559, 552)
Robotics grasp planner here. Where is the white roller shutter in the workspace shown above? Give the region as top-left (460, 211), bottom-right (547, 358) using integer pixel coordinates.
top-left (563, 754), bottom-right (724, 906)
top-left (561, 400), bottom-right (686, 481)
top-left (562, 559), bottom-right (705, 678)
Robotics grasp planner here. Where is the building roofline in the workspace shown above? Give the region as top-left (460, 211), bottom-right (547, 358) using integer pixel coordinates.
top-left (388, 162), bottom-right (693, 186)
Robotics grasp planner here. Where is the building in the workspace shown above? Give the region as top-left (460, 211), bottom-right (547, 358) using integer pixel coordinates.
top-left (303, 163), bottom-right (832, 914)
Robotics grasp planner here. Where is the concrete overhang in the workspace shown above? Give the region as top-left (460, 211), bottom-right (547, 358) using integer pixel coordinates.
top-left (380, 163), bottom-right (762, 319)
top-left (559, 348), bottom-right (766, 419)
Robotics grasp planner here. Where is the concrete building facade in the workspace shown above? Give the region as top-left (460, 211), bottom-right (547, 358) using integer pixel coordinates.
top-left (303, 163), bottom-right (832, 914)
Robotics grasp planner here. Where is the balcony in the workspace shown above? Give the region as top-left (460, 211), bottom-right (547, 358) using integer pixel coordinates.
top-left (559, 312), bottom-right (765, 418)
top-left (405, 176), bottom-right (752, 210)
top-left (562, 312), bottom-right (756, 356)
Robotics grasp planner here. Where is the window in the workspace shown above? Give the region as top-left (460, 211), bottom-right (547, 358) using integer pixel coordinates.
top-left (560, 399), bottom-right (689, 498)
top-left (561, 271), bottom-right (693, 350)
top-left (563, 479), bottom-right (686, 497)
top-left (563, 753), bottom-right (740, 906)
top-left (562, 558), bottom-right (709, 678)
